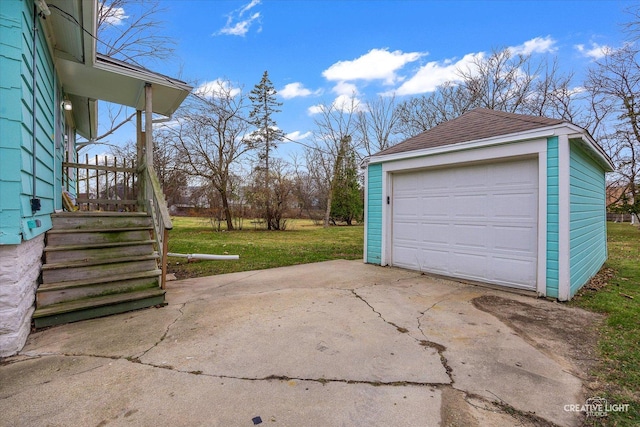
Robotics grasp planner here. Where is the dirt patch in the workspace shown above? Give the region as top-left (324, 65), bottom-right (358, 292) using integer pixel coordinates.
top-left (440, 387), bottom-right (480, 427)
top-left (440, 386), bottom-right (559, 427)
top-left (471, 295), bottom-right (604, 385)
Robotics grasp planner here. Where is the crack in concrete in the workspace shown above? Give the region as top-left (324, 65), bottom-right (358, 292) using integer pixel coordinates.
top-left (350, 288), bottom-right (455, 386)
top-left (416, 300), bottom-right (456, 384)
top-left (350, 289), bottom-right (410, 334)
top-left (136, 302), bottom-right (186, 359)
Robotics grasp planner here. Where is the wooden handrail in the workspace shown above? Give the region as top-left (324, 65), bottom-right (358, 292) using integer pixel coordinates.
top-left (144, 164), bottom-right (172, 290)
top-left (146, 164), bottom-right (173, 231)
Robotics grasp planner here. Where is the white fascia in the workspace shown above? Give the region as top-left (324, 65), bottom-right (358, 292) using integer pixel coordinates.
top-left (370, 126), bottom-right (563, 165)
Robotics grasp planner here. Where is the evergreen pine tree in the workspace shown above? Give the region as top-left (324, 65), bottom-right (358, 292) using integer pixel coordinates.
top-left (330, 147), bottom-right (363, 225)
top-left (248, 71), bottom-right (285, 229)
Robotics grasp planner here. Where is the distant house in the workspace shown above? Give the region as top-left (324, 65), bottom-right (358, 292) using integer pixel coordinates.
top-left (0, 0), bottom-right (191, 356)
top-left (364, 109), bottom-right (614, 301)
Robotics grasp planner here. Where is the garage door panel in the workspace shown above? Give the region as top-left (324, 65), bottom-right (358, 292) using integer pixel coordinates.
top-left (493, 192), bottom-right (537, 218)
top-left (392, 158), bottom-right (538, 291)
top-left (418, 248), bottom-right (451, 274)
top-left (453, 193), bottom-right (489, 218)
top-left (490, 256), bottom-right (537, 288)
top-left (450, 253), bottom-right (490, 283)
top-left (393, 246), bottom-right (419, 269)
top-left (421, 195), bottom-right (450, 217)
top-left (394, 196), bottom-right (420, 217)
top-left (419, 223), bottom-right (450, 245)
top-left (394, 221), bottom-right (419, 242)
top-left (451, 224), bottom-right (490, 249)
top-left (493, 225), bottom-right (537, 253)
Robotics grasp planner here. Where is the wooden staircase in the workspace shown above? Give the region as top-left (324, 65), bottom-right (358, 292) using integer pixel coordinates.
top-left (33, 212), bottom-right (166, 328)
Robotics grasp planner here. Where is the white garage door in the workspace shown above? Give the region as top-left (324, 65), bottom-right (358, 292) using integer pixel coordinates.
top-left (392, 158), bottom-right (538, 290)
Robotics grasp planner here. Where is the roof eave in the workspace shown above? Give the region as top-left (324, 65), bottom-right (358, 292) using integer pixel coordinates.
top-left (370, 122), bottom-right (615, 172)
top-left (369, 125), bottom-right (562, 164)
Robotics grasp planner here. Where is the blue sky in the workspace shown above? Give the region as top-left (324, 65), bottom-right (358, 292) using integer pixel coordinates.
top-left (94, 0), bottom-right (637, 158)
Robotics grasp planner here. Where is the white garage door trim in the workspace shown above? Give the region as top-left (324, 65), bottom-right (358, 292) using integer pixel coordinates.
top-left (391, 157), bottom-right (538, 290)
top-left (379, 141), bottom-right (548, 295)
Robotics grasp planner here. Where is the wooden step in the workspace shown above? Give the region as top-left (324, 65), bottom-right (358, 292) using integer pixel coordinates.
top-left (46, 228), bottom-right (153, 246)
top-left (33, 288), bottom-right (166, 329)
top-left (41, 255), bottom-right (159, 284)
top-left (44, 240), bottom-right (156, 264)
top-left (37, 270), bottom-right (162, 307)
top-left (47, 227), bottom-right (153, 246)
top-left (52, 212), bottom-right (152, 230)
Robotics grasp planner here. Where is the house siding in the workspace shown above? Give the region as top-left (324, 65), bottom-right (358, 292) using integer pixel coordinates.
top-left (569, 142), bottom-right (607, 296)
top-left (0, 0), bottom-right (56, 245)
top-left (366, 163), bottom-right (383, 264)
top-left (0, 0), bottom-right (59, 357)
top-left (546, 137), bottom-right (560, 298)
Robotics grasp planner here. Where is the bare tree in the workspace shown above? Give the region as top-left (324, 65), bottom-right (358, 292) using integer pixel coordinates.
top-left (89, 0), bottom-right (177, 147)
top-left (585, 44), bottom-right (640, 220)
top-left (356, 94), bottom-right (402, 156)
top-left (395, 48), bottom-right (586, 139)
top-left (97, 0), bottom-right (176, 66)
top-left (458, 48), bottom-right (541, 113)
top-left (395, 82), bottom-right (476, 138)
top-left (308, 97), bottom-right (359, 227)
top-left (159, 80), bottom-right (251, 230)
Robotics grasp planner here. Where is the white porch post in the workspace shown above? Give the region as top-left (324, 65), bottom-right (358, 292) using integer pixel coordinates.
top-left (144, 83), bottom-right (153, 203)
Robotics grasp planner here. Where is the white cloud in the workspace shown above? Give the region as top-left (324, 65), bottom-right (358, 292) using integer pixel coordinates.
top-left (280, 82), bottom-right (320, 99)
top-left (332, 81), bottom-right (359, 96)
top-left (195, 80), bottom-right (242, 98)
top-left (322, 48), bottom-right (425, 85)
top-left (286, 130), bottom-right (312, 141)
top-left (509, 36), bottom-right (557, 55)
top-left (575, 43), bottom-right (611, 60)
top-left (99, 6), bottom-right (128, 26)
top-left (392, 52), bottom-right (483, 96)
top-left (239, 0), bottom-right (261, 16)
top-left (307, 104), bottom-right (324, 115)
top-left (216, 0), bottom-right (262, 37)
top-left (308, 94), bottom-right (365, 116)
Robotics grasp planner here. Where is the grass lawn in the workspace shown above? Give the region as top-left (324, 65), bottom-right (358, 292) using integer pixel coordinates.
top-left (571, 222), bottom-right (640, 426)
top-left (166, 217), bottom-right (364, 278)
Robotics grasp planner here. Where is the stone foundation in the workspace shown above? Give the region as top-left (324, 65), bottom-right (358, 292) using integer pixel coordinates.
top-left (0, 235), bottom-right (44, 357)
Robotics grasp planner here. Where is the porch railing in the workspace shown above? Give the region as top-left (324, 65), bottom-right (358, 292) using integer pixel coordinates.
top-left (63, 154), bottom-right (138, 212)
top-left (62, 154), bottom-right (172, 290)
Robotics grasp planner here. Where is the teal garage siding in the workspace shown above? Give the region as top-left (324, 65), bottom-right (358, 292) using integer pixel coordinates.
top-left (366, 163), bottom-right (383, 264)
top-left (546, 137), bottom-right (559, 298)
top-left (569, 142), bottom-right (607, 297)
top-left (0, 0), bottom-right (57, 244)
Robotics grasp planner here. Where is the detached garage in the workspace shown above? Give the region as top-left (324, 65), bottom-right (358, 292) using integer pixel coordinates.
top-left (364, 108), bottom-right (614, 301)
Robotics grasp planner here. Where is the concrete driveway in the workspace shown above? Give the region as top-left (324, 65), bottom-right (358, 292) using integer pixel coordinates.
top-left (0, 260), bottom-right (601, 426)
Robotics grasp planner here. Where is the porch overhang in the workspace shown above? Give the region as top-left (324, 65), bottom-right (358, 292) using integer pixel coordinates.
top-left (45, 0), bottom-right (191, 139)
top-left (57, 54), bottom-right (191, 138)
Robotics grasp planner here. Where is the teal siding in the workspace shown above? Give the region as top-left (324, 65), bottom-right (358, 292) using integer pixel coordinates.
top-left (569, 142), bottom-right (607, 296)
top-left (546, 137), bottom-right (559, 298)
top-left (366, 164), bottom-right (383, 264)
top-left (0, 0), bottom-right (57, 244)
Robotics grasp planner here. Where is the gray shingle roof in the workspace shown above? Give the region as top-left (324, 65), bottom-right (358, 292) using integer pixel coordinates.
top-left (376, 108), bottom-right (565, 156)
